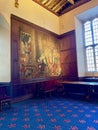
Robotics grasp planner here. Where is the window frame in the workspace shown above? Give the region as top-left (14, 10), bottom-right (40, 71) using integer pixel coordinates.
top-left (84, 17), bottom-right (98, 72)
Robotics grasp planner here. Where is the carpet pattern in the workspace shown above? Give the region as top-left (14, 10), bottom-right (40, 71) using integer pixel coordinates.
top-left (0, 97), bottom-right (98, 130)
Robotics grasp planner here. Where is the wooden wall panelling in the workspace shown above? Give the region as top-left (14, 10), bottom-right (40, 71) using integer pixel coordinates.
top-left (60, 50), bottom-right (77, 63)
top-left (60, 30), bottom-right (78, 79)
top-left (60, 33), bottom-right (76, 50)
top-left (61, 63), bottom-right (78, 77)
top-left (12, 83), bottom-right (36, 102)
top-left (11, 18), bottom-right (20, 83)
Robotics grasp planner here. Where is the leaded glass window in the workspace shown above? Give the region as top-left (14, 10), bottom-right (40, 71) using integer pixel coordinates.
top-left (84, 17), bottom-right (98, 72)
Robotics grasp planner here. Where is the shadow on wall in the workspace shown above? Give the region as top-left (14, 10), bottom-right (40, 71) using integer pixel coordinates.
top-left (0, 14), bottom-right (9, 29)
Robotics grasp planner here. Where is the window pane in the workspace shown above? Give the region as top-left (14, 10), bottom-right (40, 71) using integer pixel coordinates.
top-left (93, 18), bottom-right (98, 44)
top-left (95, 45), bottom-right (98, 70)
top-left (86, 47), bottom-right (95, 71)
top-left (84, 21), bottom-right (93, 46)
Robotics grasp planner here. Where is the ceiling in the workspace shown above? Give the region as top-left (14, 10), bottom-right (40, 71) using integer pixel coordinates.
top-left (32, 0), bottom-right (91, 16)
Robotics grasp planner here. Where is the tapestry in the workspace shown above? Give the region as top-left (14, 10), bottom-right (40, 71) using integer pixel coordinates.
top-left (19, 30), bottom-right (61, 80)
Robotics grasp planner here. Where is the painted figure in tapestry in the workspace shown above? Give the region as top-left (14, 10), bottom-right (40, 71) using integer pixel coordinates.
top-left (37, 47), bottom-right (61, 76)
top-left (20, 31), bottom-right (33, 79)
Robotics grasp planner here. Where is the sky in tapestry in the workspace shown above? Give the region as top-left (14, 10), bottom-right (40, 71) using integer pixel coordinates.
top-left (19, 30), bottom-right (61, 80)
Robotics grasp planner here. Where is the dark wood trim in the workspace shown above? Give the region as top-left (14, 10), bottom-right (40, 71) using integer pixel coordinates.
top-left (0, 82), bottom-right (11, 85)
top-left (12, 76), bottom-right (60, 85)
top-left (12, 94), bottom-right (33, 103)
top-left (58, 30), bottom-right (75, 39)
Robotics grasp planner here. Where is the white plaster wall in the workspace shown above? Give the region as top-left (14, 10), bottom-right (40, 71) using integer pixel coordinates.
top-left (0, 23), bottom-right (10, 82)
top-left (59, 0), bottom-right (98, 34)
top-left (0, 0), bottom-right (59, 34)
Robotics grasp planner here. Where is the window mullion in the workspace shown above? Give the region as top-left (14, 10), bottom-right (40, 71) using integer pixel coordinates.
top-left (91, 20), bottom-right (96, 71)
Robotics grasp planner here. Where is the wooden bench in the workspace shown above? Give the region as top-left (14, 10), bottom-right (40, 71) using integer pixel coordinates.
top-left (58, 80), bottom-right (98, 98)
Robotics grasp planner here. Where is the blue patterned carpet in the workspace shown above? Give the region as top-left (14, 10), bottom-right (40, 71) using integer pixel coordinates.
top-left (0, 97), bottom-right (98, 130)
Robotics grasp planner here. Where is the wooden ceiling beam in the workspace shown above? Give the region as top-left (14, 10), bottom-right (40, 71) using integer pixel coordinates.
top-left (68, 0), bottom-right (74, 5)
top-left (44, 0), bottom-right (53, 6)
top-left (32, 0), bottom-right (92, 16)
top-left (48, 0), bottom-right (60, 9)
top-left (52, 0), bottom-right (68, 12)
top-left (61, 0), bottom-right (91, 15)
top-left (41, 0), bottom-right (49, 4)
top-left (53, 0), bottom-right (74, 13)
